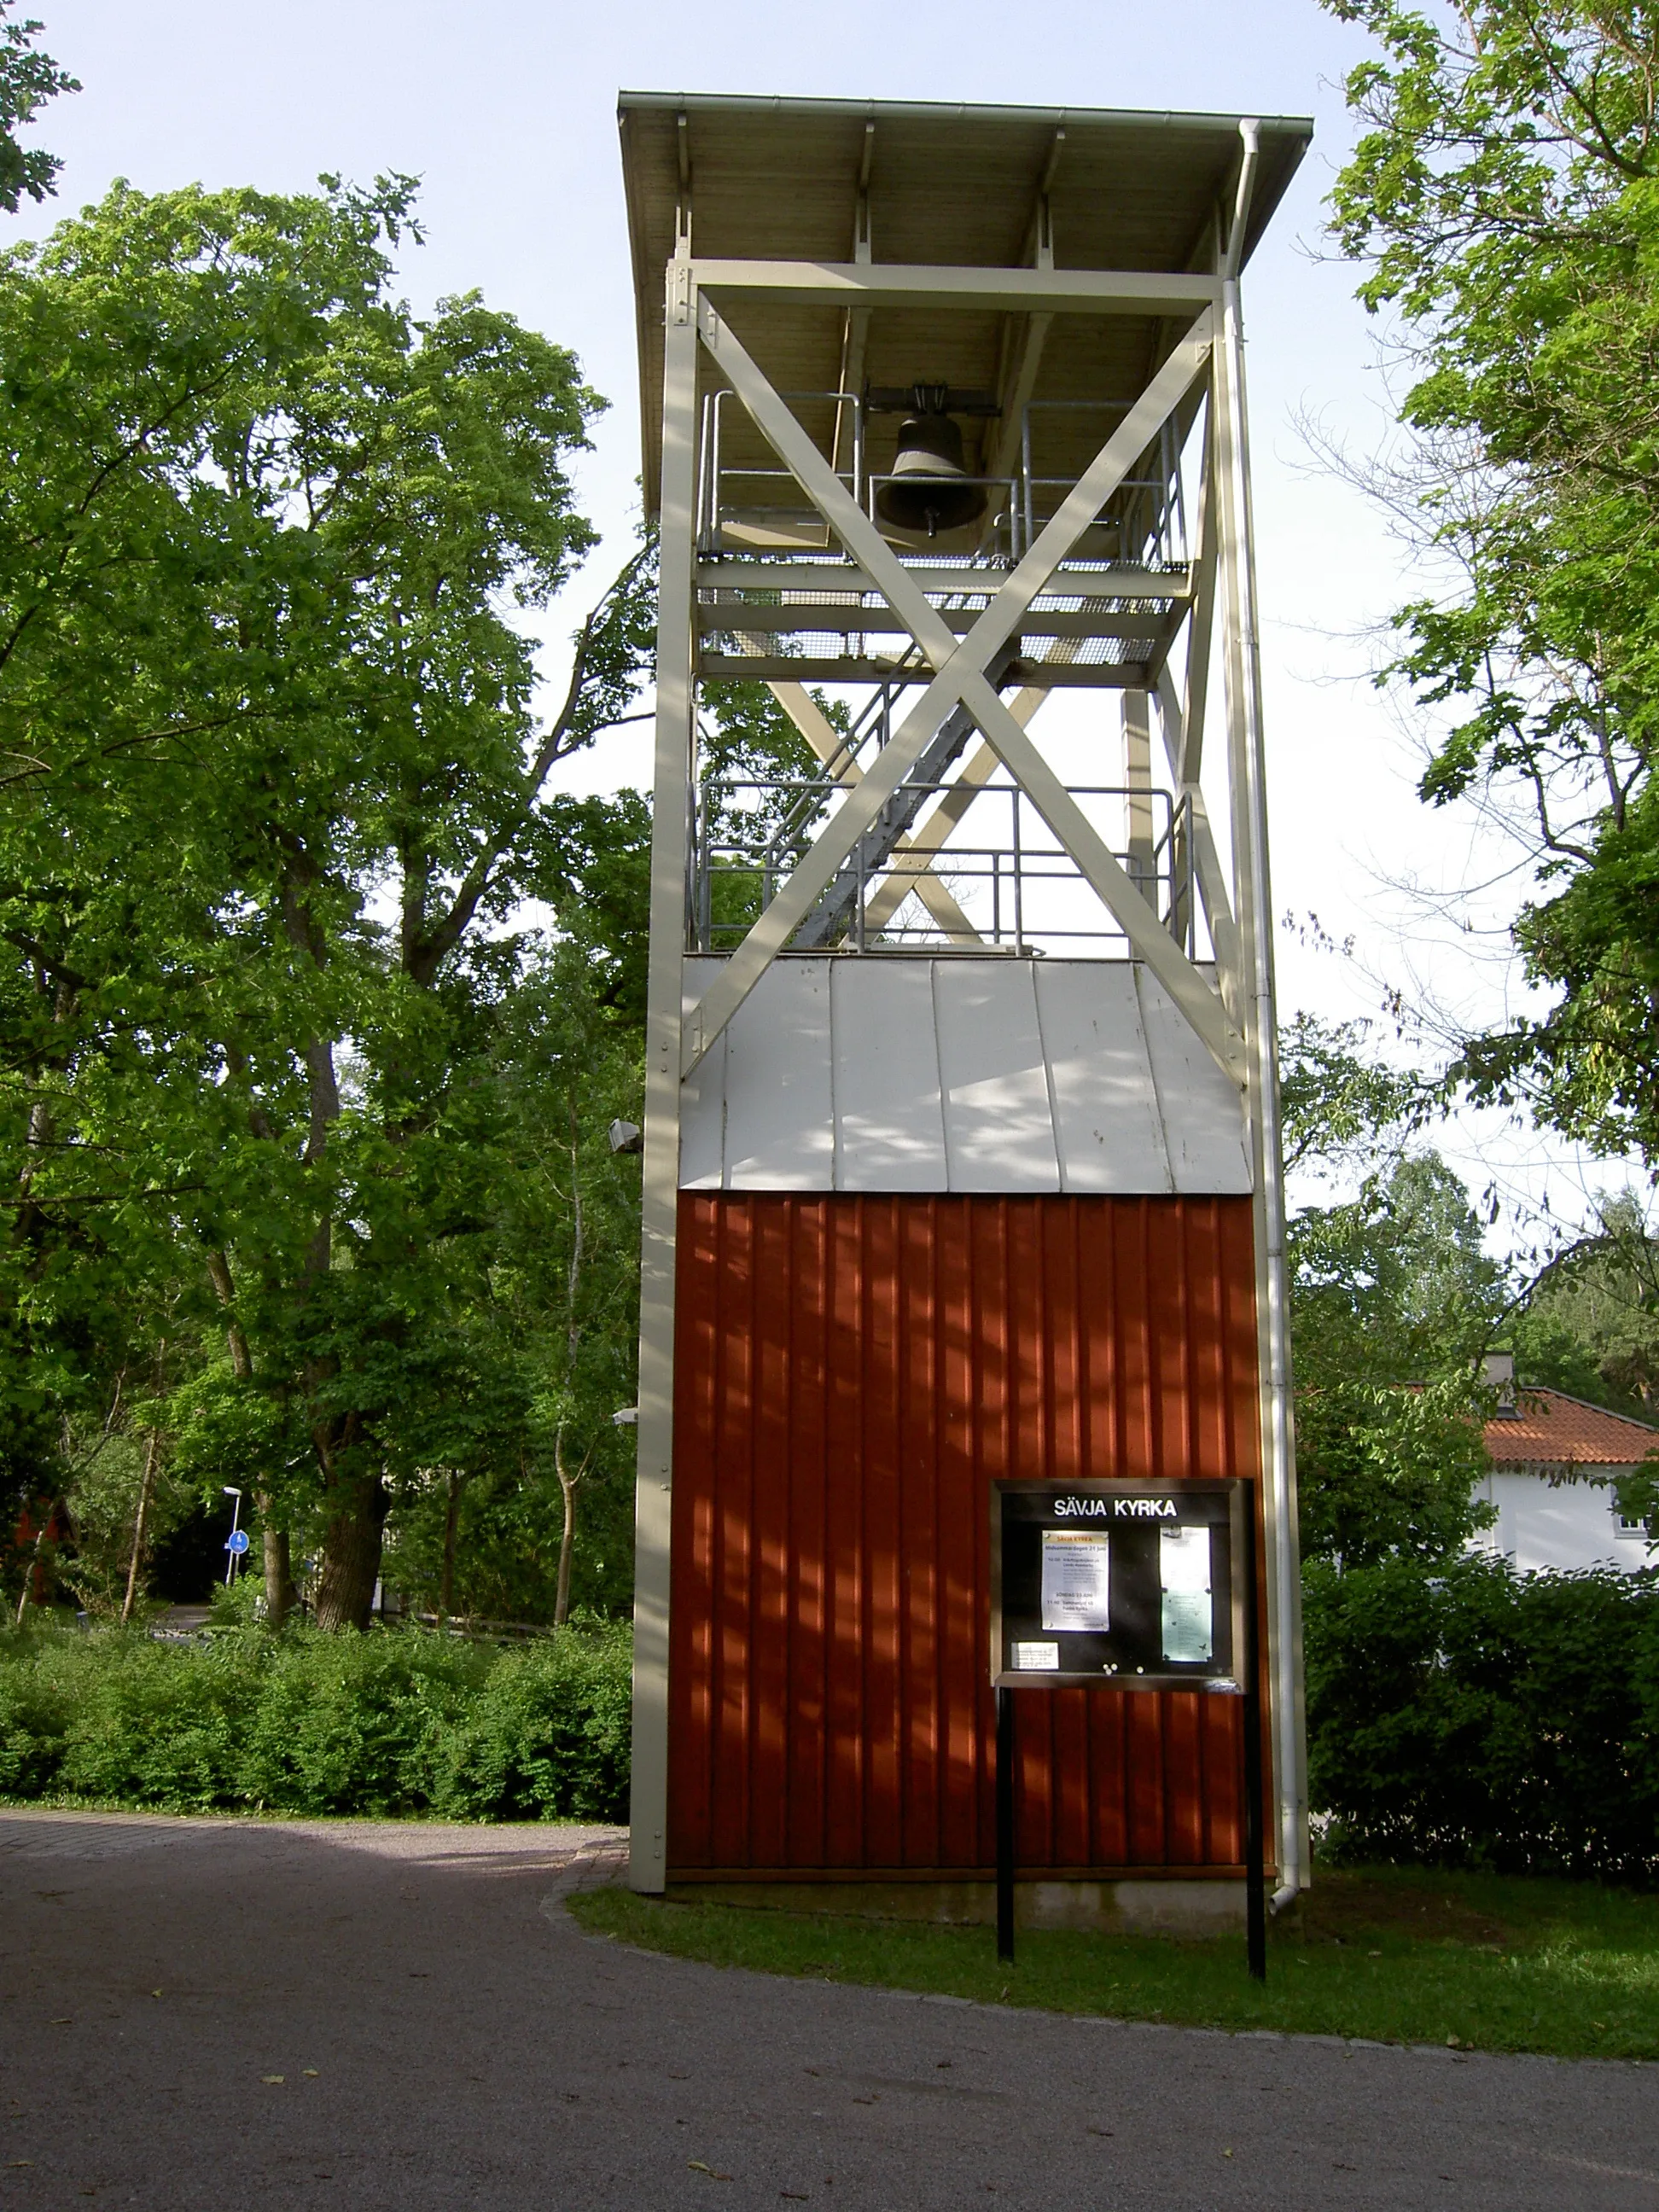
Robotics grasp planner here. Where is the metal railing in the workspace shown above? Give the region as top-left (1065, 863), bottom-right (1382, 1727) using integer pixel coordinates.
top-left (690, 772), bottom-right (1194, 958)
top-left (696, 385), bottom-right (1190, 572)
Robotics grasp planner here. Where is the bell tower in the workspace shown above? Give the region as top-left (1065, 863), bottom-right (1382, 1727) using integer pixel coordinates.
top-left (618, 94), bottom-right (1312, 1918)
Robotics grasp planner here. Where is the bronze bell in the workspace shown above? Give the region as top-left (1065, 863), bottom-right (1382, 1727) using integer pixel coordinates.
top-left (876, 408), bottom-right (987, 537)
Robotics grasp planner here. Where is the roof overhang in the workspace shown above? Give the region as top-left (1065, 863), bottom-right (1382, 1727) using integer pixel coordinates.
top-left (618, 92), bottom-right (1313, 516)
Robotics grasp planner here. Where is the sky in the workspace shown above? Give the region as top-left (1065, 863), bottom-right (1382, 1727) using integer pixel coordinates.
top-left (23, 0), bottom-right (1642, 1254)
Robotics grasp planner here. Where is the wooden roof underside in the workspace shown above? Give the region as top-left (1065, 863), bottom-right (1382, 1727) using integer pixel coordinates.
top-left (618, 95), bottom-right (1312, 519)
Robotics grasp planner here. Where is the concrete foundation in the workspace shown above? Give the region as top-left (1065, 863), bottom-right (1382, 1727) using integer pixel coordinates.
top-left (672, 1877), bottom-right (1249, 1936)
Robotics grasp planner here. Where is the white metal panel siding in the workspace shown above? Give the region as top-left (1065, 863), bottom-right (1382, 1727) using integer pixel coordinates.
top-left (1135, 967), bottom-right (1252, 1192)
top-left (932, 960), bottom-right (1061, 1192)
top-left (831, 959), bottom-right (950, 1190)
top-left (676, 957), bottom-right (1250, 1196)
top-left (679, 961), bottom-right (727, 1190)
top-left (722, 956), bottom-right (835, 1189)
top-left (1033, 960), bottom-right (1172, 1194)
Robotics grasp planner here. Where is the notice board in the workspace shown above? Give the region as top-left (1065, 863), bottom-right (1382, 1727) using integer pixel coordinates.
top-left (991, 1478), bottom-right (1250, 1692)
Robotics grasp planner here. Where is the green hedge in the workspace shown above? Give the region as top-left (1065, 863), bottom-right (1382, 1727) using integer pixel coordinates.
top-left (1306, 1556), bottom-right (1659, 1879)
top-left (13, 1565), bottom-right (1658, 1871)
top-left (0, 1620), bottom-right (632, 1821)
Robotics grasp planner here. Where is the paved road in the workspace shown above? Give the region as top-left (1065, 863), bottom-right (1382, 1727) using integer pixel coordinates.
top-left (2, 1809), bottom-right (1656, 2210)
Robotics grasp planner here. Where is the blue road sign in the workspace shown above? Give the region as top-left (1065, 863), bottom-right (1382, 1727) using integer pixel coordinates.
top-left (225, 1528), bottom-right (250, 1555)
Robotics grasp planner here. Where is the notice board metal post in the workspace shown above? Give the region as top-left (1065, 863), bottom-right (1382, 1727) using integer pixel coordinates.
top-left (995, 1686), bottom-right (1016, 1964)
top-left (1242, 1482), bottom-right (1267, 1981)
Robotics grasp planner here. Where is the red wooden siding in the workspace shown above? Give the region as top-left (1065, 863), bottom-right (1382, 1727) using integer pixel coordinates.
top-left (668, 1192), bottom-right (1265, 1879)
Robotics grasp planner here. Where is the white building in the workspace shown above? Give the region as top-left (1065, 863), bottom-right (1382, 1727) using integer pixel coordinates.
top-left (1476, 1353), bottom-right (1659, 1575)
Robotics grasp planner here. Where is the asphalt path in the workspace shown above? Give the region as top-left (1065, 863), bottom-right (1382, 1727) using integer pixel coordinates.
top-left (2, 1808), bottom-right (1656, 2210)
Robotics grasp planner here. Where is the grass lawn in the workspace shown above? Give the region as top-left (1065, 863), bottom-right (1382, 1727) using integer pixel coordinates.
top-left (569, 1866), bottom-right (1659, 2061)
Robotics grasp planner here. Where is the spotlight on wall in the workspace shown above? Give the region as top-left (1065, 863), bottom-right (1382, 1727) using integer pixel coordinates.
top-left (608, 1119), bottom-right (643, 1155)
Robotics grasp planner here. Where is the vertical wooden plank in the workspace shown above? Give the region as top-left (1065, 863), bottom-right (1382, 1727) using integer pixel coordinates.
top-left (1048, 1688), bottom-right (1093, 1866)
top-left (667, 1196), bottom-right (719, 1866)
top-left (824, 1195), bottom-right (869, 1866)
top-left (1126, 1689), bottom-right (1168, 1866)
top-left (1162, 1691), bottom-right (1207, 1864)
top-left (712, 1197), bottom-right (755, 1866)
top-left (1145, 1197), bottom-right (1188, 1486)
top-left (1089, 1688), bottom-right (1131, 1867)
top-left (1118, 1199), bottom-right (1156, 1481)
top-left (896, 1196), bottom-right (934, 1864)
top-left (1202, 1689), bottom-right (1243, 1866)
top-left (748, 1200), bottom-right (792, 1866)
top-left (934, 1198), bottom-right (989, 1865)
top-left (787, 1201), bottom-right (830, 1868)
top-left (1184, 1199), bottom-right (1226, 1479)
top-left (863, 1197), bottom-right (905, 1867)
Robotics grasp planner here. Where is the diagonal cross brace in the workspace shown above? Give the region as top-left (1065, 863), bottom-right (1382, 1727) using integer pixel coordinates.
top-left (683, 301), bottom-right (1223, 1078)
top-left (956, 668), bottom-right (1244, 1082)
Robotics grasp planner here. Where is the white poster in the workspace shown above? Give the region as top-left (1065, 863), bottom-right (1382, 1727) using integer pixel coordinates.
top-left (1040, 1529), bottom-right (1111, 1633)
top-left (1160, 1524), bottom-right (1213, 1663)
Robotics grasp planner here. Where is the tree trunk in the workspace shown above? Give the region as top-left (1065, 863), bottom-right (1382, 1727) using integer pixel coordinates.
top-left (121, 1339), bottom-right (166, 1626)
top-left (15, 1515), bottom-right (50, 1627)
top-left (439, 1470), bottom-right (463, 1623)
top-left (259, 1513), bottom-right (299, 1628)
top-left (555, 1467), bottom-right (576, 1627)
top-left (311, 1467), bottom-right (388, 1631)
top-left (553, 1428), bottom-right (588, 1628)
top-left (120, 1428), bottom-right (160, 1625)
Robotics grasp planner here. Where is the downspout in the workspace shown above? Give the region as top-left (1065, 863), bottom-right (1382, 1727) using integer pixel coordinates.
top-left (1223, 119), bottom-right (1307, 1912)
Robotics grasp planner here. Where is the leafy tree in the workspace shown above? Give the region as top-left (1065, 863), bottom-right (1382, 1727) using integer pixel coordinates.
top-left (1323, 0), bottom-right (1659, 1160)
top-left (0, 3), bottom-right (75, 213)
top-left (375, 941), bottom-right (643, 1627)
top-left (0, 177), bottom-right (654, 1627)
top-left (1280, 1012), bottom-right (1427, 1179)
top-left (1292, 1152), bottom-right (1499, 1564)
top-left (1513, 1190), bottom-right (1659, 1412)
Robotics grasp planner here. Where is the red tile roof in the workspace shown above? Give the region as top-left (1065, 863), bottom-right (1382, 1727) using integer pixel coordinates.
top-left (1486, 1388), bottom-right (1659, 1467)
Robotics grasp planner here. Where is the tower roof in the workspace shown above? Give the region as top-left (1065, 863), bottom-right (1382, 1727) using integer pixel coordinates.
top-left (617, 92), bottom-right (1312, 515)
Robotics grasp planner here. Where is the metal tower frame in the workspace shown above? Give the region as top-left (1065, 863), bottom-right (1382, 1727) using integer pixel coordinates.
top-left (622, 98), bottom-right (1308, 1906)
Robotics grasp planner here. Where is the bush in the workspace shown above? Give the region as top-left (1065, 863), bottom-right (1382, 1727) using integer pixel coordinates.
top-left (1306, 1554), bottom-right (1659, 1879)
top-left (0, 1617), bottom-right (632, 1821)
top-left (234, 1633), bottom-right (487, 1815)
top-left (432, 1619), bottom-right (633, 1821)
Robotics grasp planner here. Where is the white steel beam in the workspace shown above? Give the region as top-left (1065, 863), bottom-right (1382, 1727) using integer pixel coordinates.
top-left (696, 562), bottom-right (1192, 600)
top-left (1179, 402), bottom-right (1219, 788)
top-left (1215, 222), bottom-right (1307, 1903)
top-left (684, 303), bottom-right (1220, 1075)
top-left (701, 297), bottom-right (1212, 667)
top-left (693, 260), bottom-right (1220, 313)
top-left (1123, 690), bottom-right (1155, 889)
top-left (704, 602), bottom-right (1185, 644)
top-left (1155, 667), bottom-right (1242, 1004)
top-left (956, 668), bottom-right (1244, 1082)
top-left (628, 291), bottom-right (699, 1897)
